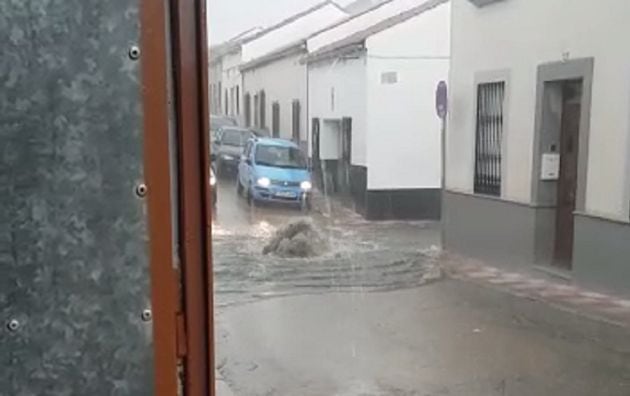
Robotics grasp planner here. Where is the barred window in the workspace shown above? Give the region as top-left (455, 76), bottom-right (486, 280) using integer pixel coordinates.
top-left (474, 81), bottom-right (505, 196)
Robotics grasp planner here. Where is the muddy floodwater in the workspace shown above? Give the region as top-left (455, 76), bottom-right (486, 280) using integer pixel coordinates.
top-left (212, 179), bottom-right (630, 396)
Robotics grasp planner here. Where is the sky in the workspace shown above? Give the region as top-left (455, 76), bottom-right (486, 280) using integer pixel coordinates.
top-left (208, 0), bottom-right (354, 44)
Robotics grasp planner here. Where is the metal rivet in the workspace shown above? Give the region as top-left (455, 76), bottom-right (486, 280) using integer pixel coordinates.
top-left (7, 319), bottom-right (20, 332)
top-left (128, 45), bottom-right (141, 60)
top-left (135, 183), bottom-right (148, 198)
top-left (141, 309), bottom-right (152, 322)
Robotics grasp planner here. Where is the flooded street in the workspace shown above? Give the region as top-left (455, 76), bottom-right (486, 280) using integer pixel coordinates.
top-left (212, 178), bottom-right (441, 309)
top-left (212, 178), bottom-right (630, 396)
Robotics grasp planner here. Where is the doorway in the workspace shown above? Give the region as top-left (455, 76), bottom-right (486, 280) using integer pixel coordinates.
top-left (340, 117), bottom-right (352, 195)
top-left (532, 58), bottom-right (593, 270)
top-left (312, 118), bottom-right (322, 189)
top-left (553, 80), bottom-right (583, 268)
top-left (320, 119), bottom-right (352, 195)
top-left (272, 101), bottom-right (280, 137)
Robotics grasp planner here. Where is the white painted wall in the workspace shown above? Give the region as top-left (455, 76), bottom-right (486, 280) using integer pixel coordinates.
top-left (209, 59), bottom-right (223, 115)
top-left (241, 4), bottom-right (347, 63)
top-left (448, 0), bottom-right (630, 219)
top-left (242, 52), bottom-right (308, 141)
top-left (222, 50), bottom-right (244, 123)
top-left (365, 2), bottom-right (450, 190)
top-left (307, 0), bottom-right (426, 53)
top-left (308, 56), bottom-right (367, 165)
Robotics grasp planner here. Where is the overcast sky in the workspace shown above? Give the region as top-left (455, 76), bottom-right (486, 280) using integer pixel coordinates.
top-left (208, 0), bottom-right (352, 44)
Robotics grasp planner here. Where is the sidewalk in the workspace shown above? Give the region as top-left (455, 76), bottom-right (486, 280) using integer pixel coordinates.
top-left (313, 189), bottom-right (630, 328)
top-left (310, 188), bottom-right (362, 221)
top-left (216, 280), bottom-right (630, 396)
top-left (442, 252), bottom-right (630, 328)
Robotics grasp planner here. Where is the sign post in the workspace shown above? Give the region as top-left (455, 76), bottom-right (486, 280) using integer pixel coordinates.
top-left (435, 81), bottom-right (448, 246)
top-left (435, 81), bottom-right (448, 189)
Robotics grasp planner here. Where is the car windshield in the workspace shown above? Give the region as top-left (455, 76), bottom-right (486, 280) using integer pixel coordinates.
top-left (220, 130), bottom-right (250, 147)
top-left (255, 144), bottom-right (307, 169)
top-left (210, 116), bottom-right (236, 131)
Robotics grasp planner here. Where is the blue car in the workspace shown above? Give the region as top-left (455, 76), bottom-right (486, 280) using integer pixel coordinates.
top-left (237, 138), bottom-right (312, 208)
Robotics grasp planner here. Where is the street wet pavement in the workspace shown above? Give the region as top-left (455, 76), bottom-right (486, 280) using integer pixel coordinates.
top-left (212, 178), bottom-right (441, 309)
top-left (212, 178), bottom-right (630, 396)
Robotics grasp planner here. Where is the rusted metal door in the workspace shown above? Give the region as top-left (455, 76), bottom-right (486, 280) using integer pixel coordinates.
top-left (554, 81), bottom-right (582, 269)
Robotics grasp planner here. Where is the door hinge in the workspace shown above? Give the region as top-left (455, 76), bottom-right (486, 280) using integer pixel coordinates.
top-left (176, 312), bottom-right (188, 358)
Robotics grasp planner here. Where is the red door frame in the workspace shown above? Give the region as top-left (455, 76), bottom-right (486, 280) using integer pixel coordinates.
top-left (141, 0), bottom-right (215, 394)
top-left (172, 0), bottom-right (215, 394)
top-left (141, 0), bottom-right (180, 394)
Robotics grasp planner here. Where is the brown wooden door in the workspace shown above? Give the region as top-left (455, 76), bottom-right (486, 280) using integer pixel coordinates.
top-left (272, 102), bottom-right (280, 138)
top-left (340, 117), bottom-right (353, 194)
top-left (292, 100), bottom-right (301, 142)
top-left (554, 82), bottom-right (582, 268)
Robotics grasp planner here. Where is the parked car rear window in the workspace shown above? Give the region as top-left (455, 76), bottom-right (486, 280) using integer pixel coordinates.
top-left (210, 116), bottom-right (236, 131)
top-left (221, 130), bottom-right (250, 146)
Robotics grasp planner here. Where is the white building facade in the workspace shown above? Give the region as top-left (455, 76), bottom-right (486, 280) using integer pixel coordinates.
top-left (242, 50), bottom-right (308, 141)
top-left (307, 0), bottom-right (450, 219)
top-left (221, 48), bottom-right (244, 123)
top-left (444, 0), bottom-right (630, 293)
top-left (240, 2), bottom-right (348, 141)
top-left (209, 53), bottom-right (223, 115)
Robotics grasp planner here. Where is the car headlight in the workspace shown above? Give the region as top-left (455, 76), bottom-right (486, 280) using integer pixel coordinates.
top-left (300, 181), bottom-right (312, 190)
top-left (221, 154), bottom-right (234, 161)
top-left (210, 174), bottom-right (217, 186)
top-left (257, 177), bottom-right (271, 188)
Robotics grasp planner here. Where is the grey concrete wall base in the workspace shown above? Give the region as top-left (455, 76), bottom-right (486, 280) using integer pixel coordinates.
top-left (574, 214), bottom-right (630, 295)
top-left (445, 191), bottom-right (630, 296)
top-left (366, 188), bottom-right (441, 221)
top-left (443, 190), bottom-right (540, 267)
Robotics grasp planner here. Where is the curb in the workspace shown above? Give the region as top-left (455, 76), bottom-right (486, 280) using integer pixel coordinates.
top-left (442, 253), bottom-right (630, 328)
top-left (310, 190), bottom-right (361, 220)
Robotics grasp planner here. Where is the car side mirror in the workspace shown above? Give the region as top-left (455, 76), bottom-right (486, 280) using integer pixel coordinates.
top-left (210, 153), bottom-right (217, 161)
top-left (245, 157), bottom-right (252, 166)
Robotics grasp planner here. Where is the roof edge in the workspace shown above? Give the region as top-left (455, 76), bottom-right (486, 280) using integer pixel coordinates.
top-left (240, 41), bottom-right (307, 72)
top-left (241, 1), bottom-right (339, 46)
top-left (306, 0), bottom-right (448, 61)
top-left (305, 0), bottom-right (396, 42)
top-left (303, 42), bottom-right (366, 65)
